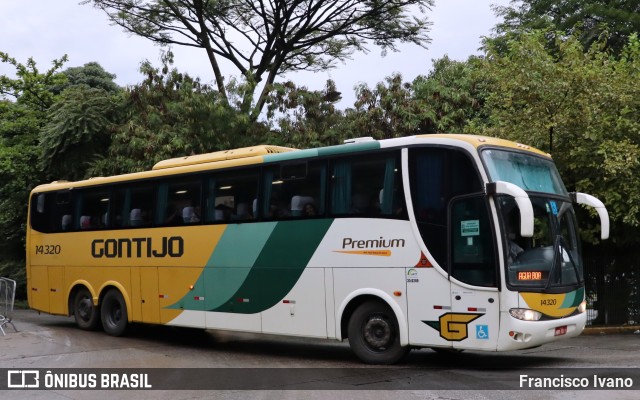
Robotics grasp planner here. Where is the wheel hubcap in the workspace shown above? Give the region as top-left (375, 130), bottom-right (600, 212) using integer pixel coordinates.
top-left (363, 316), bottom-right (392, 350)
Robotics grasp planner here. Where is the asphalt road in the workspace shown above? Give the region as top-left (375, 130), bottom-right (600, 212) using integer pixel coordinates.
top-left (1, 309), bottom-right (639, 399)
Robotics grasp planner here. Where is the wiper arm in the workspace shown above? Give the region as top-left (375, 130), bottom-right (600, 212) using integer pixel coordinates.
top-left (545, 236), bottom-right (581, 289)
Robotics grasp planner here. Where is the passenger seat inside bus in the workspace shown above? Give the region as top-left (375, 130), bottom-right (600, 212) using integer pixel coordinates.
top-left (291, 195), bottom-right (314, 216)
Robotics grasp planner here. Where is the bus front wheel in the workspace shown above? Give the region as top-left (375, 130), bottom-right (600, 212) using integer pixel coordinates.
top-left (347, 300), bottom-right (408, 364)
top-left (73, 287), bottom-right (100, 331)
top-left (101, 289), bottom-right (128, 336)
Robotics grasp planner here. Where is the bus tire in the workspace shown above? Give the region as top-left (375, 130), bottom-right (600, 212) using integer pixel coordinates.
top-left (73, 288), bottom-right (100, 331)
top-left (101, 289), bottom-right (128, 336)
top-left (347, 300), bottom-right (408, 364)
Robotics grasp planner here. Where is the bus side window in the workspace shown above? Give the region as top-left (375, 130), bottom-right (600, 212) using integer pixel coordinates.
top-left (155, 178), bottom-right (201, 226)
top-left (262, 161), bottom-right (326, 220)
top-left (112, 185), bottom-right (153, 228)
top-left (205, 169), bottom-right (259, 223)
top-left (74, 190), bottom-right (111, 230)
top-left (30, 193), bottom-right (54, 233)
top-left (330, 152), bottom-right (404, 218)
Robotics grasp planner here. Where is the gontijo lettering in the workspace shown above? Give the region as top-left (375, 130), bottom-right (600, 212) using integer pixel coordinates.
top-left (91, 236), bottom-right (184, 258)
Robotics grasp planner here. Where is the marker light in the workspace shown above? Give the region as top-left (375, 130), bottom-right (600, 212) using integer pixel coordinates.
top-left (578, 300), bottom-right (587, 314)
top-left (509, 308), bottom-right (542, 321)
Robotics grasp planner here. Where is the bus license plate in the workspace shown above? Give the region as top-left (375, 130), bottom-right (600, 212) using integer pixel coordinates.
top-left (554, 326), bottom-right (567, 336)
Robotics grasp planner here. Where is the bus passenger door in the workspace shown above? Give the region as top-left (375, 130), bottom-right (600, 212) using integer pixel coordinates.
top-left (449, 195), bottom-right (500, 351)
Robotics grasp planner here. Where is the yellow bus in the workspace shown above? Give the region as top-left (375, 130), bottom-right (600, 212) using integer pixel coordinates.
top-left (26, 134), bottom-right (609, 364)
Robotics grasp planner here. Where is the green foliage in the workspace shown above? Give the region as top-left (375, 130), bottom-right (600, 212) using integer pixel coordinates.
top-left (89, 53), bottom-right (269, 175)
top-left (0, 53), bottom-right (67, 285)
top-left (493, 0), bottom-right (640, 57)
top-left (412, 55), bottom-right (487, 133)
top-left (343, 74), bottom-right (428, 138)
top-left (55, 61), bottom-right (120, 94)
top-left (40, 85), bottom-right (121, 181)
top-left (0, 52), bottom-right (68, 111)
top-left (474, 31), bottom-right (640, 245)
top-left (265, 80), bottom-right (346, 148)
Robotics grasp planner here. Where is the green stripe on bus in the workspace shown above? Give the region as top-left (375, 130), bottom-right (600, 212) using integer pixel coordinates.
top-left (167, 222), bottom-right (277, 311)
top-left (560, 287), bottom-right (585, 309)
top-left (263, 149), bottom-right (319, 163)
top-left (212, 218), bottom-right (333, 314)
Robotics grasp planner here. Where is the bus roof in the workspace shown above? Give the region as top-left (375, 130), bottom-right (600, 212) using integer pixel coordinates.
top-left (152, 145), bottom-right (297, 170)
top-left (31, 134), bottom-right (549, 193)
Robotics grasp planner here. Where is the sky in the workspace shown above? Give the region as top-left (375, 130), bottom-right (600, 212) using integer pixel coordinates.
top-left (0, 0), bottom-right (512, 108)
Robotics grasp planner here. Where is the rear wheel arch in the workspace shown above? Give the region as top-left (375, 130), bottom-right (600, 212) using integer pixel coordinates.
top-left (337, 290), bottom-right (408, 346)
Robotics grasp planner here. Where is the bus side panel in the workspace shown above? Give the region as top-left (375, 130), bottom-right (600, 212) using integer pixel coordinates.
top-left (159, 266), bottom-right (204, 327)
top-left (333, 267), bottom-right (408, 334)
top-left (261, 267), bottom-right (327, 338)
top-left (138, 266), bottom-right (160, 324)
top-left (48, 266), bottom-right (66, 315)
top-left (28, 265), bottom-right (50, 313)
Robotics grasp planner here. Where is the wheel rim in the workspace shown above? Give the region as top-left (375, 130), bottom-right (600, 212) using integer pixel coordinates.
top-left (77, 296), bottom-right (93, 322)
top-left (363, 315), bottom-right (393, 351)
top-left (107, 301), bottom-right (122, 327)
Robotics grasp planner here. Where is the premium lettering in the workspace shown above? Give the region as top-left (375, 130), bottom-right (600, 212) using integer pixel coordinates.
top-left (342, 237), bottom-right (405, 249)
top-left (91, 236), bottom-right (184, 258)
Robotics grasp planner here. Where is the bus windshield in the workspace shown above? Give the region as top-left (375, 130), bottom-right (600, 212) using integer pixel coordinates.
top-left (483, 149), bottom-right (567, 195)
top-left (497, 196), bottom-right (583, 290)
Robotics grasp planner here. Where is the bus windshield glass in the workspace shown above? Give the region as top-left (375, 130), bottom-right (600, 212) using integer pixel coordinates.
top-left (482, 149), bottom-right (567, 195)
top-left (498, 196), bottom-right (583, 289)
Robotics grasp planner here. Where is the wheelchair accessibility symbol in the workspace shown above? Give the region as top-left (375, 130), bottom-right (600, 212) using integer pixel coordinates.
top-left (476, 324), bottom-right (489, 340)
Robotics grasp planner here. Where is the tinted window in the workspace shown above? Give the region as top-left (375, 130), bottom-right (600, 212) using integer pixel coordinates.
top-left (262, 161), bottom-right (326, 219)
top-left (409, 147), bottom-right (483, 269)
top-left (330, 152), bottom-right (405, 218)
top-left (205, 169), bottom-right (259, 223)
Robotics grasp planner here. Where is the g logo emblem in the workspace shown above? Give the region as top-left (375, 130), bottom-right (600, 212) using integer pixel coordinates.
top-left (423, 313), bottom-right (483, 341)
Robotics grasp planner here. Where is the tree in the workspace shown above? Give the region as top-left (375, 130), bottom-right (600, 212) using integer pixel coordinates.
top-left (39, 85), bottom-right (121, 181)
top-left (344, 73), bottom-right (428, 138)
top-left (55, 61), bottom-right (120, 93)
top-left (90, 52), bottom-right (269, 175)
top-left (412, 55), bottom-right (486, 133)
top-left (474, 31), bottom-right (640, 246)
top-left (82, 0), bottom-right (434, 121)
top-left (0, 53), bottom-right (68, 294)
top-left (0, 52), bottom-right (68, 111)
top-left (493, 0), bottom-right (640, 56)
top-left (266, 79), bottom-right (346, 148)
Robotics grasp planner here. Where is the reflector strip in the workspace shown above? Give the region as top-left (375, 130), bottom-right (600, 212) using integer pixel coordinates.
top-left (237, 298), bottom-right (250, 303)
top-left (194, 296), bottom-right (205, 301)
top-left (433, 305), bottom-right (451, 310)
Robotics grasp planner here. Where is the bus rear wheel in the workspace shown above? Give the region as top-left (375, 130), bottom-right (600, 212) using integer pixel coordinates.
top-left (73, 287), bottom-right (100, 331)
top-left (347, 300), bottom-right (408, 364)
top-left (101, 289), bottom-right (128, 336)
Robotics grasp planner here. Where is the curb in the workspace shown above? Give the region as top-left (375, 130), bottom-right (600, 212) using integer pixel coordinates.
top-left (582, 325), bottom-right (640, 335)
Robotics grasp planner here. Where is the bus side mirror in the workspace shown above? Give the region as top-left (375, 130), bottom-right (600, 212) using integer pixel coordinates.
top-left (486, 181), bottom-right (534, 238)
top-left (570, 192), bottom-right (610, 240)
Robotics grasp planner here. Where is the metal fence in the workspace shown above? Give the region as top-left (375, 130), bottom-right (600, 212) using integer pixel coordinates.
top-left (583, 251), bottom-right (640, 327)
top-left (0, 277), bottom-right (18, 335)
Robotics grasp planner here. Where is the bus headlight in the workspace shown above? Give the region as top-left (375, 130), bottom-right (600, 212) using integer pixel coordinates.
top-left (578, 300), bottom-right (587, 314)
top-left (509, 308), bottom-right (542, 321)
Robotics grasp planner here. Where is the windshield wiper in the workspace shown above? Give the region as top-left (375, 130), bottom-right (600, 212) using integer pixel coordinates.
top-left (545, 236), bottom-right (581, 289)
